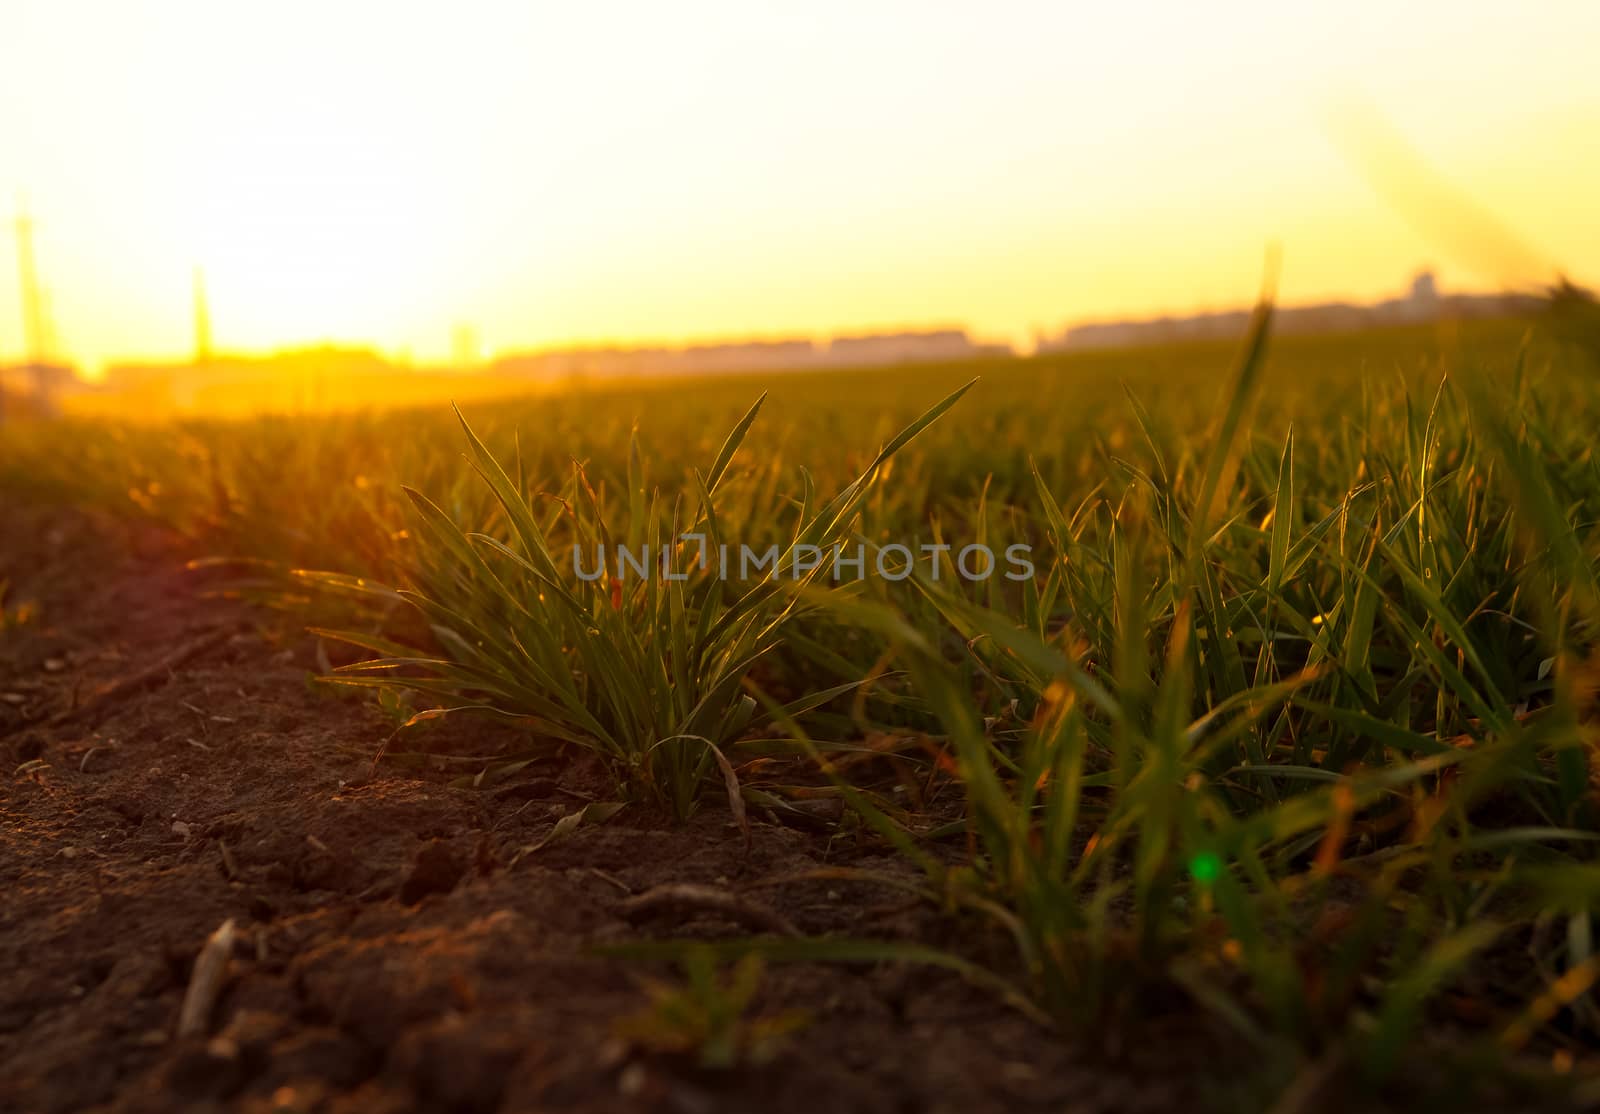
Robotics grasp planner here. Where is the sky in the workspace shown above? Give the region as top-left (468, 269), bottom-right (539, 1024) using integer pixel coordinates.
top-left (1, 1), bottom-right (1597, 373)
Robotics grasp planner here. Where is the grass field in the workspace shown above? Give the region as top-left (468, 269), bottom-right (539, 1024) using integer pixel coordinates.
top-left (6, 310), bottom-right (1600, 1106)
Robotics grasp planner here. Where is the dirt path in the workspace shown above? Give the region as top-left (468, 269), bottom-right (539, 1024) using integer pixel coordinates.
top-left (0, 504), bottom-right (1241, 1113)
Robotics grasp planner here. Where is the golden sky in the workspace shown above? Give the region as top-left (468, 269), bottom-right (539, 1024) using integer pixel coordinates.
top-left (2, 1), bottom-right (1598, 372)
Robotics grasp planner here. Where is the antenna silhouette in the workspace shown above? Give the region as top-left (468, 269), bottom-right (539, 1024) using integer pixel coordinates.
top-left (193, 266), bottom-right (213, 365)
top-left (14, 203), bottom-right (48, 364)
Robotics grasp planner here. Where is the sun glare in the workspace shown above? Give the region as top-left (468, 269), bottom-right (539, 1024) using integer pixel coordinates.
top-left (178, 89), bottom-right (453, 351)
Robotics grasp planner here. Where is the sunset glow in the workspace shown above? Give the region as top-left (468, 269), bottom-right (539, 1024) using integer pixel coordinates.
top-left (9, 5), bottom-right (1600, 1101)
top-left (3, 0), bottom-right (1598, 371)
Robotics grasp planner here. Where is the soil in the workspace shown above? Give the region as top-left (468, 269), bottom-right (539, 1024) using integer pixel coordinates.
top-left (0, 504), bottom-right (1571, 1114)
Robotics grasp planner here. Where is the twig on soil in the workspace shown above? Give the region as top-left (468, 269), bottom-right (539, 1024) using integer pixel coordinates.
top-left (176, 918), bottom-right (238, 1039)
top-left (217, 839), bottom-right (242, 882)
top-left (614, 883), bottom-right (800, 938)
top-left (590, 868), bottom-right (633, 894)
top-left (352, 880), bottom-right (397, 903)
top-left (43, 625), bottom-right (240, 734)
top-left (489, 798), bottom-right (539, 833)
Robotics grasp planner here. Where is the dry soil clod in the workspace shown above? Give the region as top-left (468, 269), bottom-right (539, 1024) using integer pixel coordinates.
top-left (614, 883), bottom-right (801, 938)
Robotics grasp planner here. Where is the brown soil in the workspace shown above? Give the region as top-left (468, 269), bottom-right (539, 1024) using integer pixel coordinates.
top-left (0, 504), bottom-right (1561, 1114)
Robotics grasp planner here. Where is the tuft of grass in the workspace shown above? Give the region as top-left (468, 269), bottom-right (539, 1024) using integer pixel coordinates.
top-left (310, 384), bottom-right (973, 818)
top-left (613, 947), bottom-right (809, 1069)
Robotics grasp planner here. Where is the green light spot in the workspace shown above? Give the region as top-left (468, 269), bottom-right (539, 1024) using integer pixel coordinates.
top-left (1190, 851), bottom-right (1222, 885)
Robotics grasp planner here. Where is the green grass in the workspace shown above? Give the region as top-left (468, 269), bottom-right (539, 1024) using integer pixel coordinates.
top-left (304, 384), bottom-right (972, 818)
top-left (5, 312), bottom-right (1599, 1099)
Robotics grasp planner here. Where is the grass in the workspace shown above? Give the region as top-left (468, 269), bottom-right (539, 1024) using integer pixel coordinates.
top-left (4, 312), bottom-right (1599, 1099)
top-left (613, 947), bottom-right (810, 1069)
top-left (305, 383), bottom-right (972, 818)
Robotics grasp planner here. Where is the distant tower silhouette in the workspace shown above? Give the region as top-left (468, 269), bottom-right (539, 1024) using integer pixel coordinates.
top-left (1410, 270), bottom-right (1440, 309)
top-left (14, 206), bottom-right (48, 364)
top-left (193, 266), bottom-right (213, 365)
top-left (7, 203), bottom-right (65, 417)
top-left (452, 323), bottom-right (480, 369)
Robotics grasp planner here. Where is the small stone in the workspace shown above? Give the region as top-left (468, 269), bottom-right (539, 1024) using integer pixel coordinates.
top-left (43, 658), bottom-right (65, 673)
top-left (618, 1063), bottom-right (649, 1097)
top-left (171, 821), bottom-right (193, 839)
top-left (220, 1009), bottom-right (291, 1054)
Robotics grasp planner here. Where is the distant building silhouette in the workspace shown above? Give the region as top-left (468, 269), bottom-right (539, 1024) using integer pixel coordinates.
top-left (824, 329), bottom-right (981, 365)
top-left (16, 268), bottom-right (1557, 420)
top-left (0, 361), bottom-right (78, 419)
top-left (489, 328), bottom-right (1001, 381)
top-left (102, 346), bottom-right (394, 412)
top-left (1040, 271), bottom-right (1541, 352)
